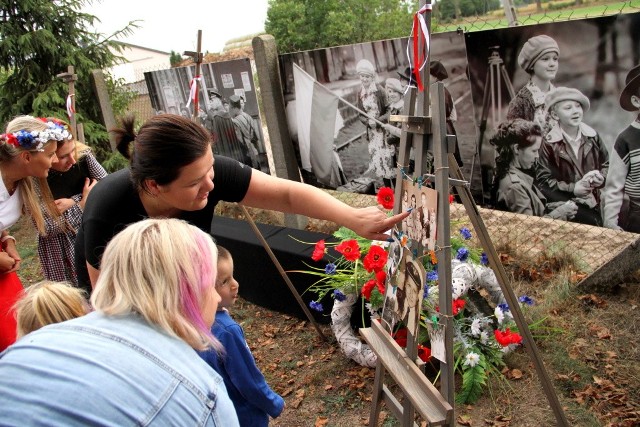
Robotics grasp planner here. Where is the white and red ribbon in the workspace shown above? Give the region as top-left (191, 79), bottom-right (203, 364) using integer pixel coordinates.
top-left (185, 75), bottom-right (202, 109)
top-left (406, 4), bottom-right (433, 91)
top-left (66, 94), bottom-right (75, 119)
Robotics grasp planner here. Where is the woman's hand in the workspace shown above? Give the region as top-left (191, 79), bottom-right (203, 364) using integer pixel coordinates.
top-left (3, 240), bottom-right (21, 272)
top-left (0, 251), bottom-right (17, 273)
top-left (345, 206), bottom-right (410, 242)
top-left (79, 178), bottom-right (98, 210)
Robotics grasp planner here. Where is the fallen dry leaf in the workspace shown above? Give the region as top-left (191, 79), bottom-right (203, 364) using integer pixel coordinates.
top-left (457, 414), bottom-right (473, 426)
top-left (314, 416), bottom-right (329, 427)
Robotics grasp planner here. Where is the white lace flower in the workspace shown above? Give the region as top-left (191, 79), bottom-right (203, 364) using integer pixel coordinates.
top-left (480, 331), bottom-right (489, 344)
top-left (471, 318), bottom-right (482, 336)
top-left (463, 352), bottom-right (480, 367)
top-left (494, 306), bottom-right (505, 325)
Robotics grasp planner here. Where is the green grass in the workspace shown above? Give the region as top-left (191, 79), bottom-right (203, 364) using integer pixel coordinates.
top-left (432, 0), bottom-right (640, 33)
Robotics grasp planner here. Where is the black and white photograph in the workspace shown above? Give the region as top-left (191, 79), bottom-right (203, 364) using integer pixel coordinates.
top-left (279, 31), bottom-right (476, 193)
top-left (143, 58), bottom-right (270, 173)
top-left (465, 12), bottom-right (640, 232)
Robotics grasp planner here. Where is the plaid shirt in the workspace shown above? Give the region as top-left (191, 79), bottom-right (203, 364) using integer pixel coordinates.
top-left (37, 152), bottom-right (107, 285)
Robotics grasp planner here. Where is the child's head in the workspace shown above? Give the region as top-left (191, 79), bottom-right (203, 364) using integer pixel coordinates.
top-left (545, 87), bottom-right (590, 127)
top-left (620, 64), bottom-right (640, 112)
top-left (15, 281), bottom-right (90, 338)
top-left (491, 119), bottom-right (543, 173)
top-left (518, 35), bottom-right (559, 79)
top-left (216, 246), bottom-right (239, 310)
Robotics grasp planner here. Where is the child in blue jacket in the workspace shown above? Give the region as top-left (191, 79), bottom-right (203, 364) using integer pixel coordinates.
top-left (199, 246), bottom-right (284, 427)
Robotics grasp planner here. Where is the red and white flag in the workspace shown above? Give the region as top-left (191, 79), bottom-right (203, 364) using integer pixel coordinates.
top-left (292, 63), bottom-right (344, 188)
top-left (66, 94), bottom-right (75, 120)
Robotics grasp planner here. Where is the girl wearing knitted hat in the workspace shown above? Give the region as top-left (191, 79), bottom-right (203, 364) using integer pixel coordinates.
top-left (355, 59), bottom-right (394, 188)
top-left (506, 35), bottom-right (560, 130)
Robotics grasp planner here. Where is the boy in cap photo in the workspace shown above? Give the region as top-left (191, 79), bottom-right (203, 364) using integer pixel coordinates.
top-left (507, 34), bottom-right (560, 130)
top-left (536, 86), bottom-right (608, 226)
top-left (602, 64), bottom-right (640, 232)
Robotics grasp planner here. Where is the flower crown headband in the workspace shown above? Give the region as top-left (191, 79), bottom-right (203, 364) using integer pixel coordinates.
top-left (0, 117), bottom-right (72, 152)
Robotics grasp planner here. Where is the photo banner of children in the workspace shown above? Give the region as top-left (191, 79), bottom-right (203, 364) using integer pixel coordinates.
top-left (143, 58), bottom-right (271, 174)
top-left (278, 31), bottom-right (477, 194)
top-left (465, 11), bottom-right (640, 233)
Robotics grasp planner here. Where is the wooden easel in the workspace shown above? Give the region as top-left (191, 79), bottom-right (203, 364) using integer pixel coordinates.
top-left (359, 1), bottom-right (570, 425)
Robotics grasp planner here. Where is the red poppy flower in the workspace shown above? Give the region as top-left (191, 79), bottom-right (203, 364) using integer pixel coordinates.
top-left (452, 298), bottom-right (466, 315)
top-left (3, 133), bottom-right (18, 147)
top-left (449, 194), bottom-right (455, 204)
top-left (363, 245), bottom-right (388, 272)
top-left (361, 279), bottom-right (376, 300)
top-left (393, 327), bottom-right (408, 348)
top-left (377, 187), bottom-right (394, 210)
top-left (336, 239), bottom-right (360, 261)
top-left (494, 328), bottom-right (523, 346)
top-left (417, 344), bottom-right (431, 362)
top-left (311, 239), bottom-right (326, 261)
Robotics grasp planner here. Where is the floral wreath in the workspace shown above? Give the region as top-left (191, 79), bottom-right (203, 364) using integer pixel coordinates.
top-left (295, 187), bottom-right (537, 404)
top-left (0, 117), bottom-right (72, 152)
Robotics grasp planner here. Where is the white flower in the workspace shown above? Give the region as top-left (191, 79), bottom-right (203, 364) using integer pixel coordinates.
top-left (463, 352), bottom-right (480, 367)
top-left (471, 318), bottom-right (482, 336)
top-left (494, 306), bottom-right (505, 325)
top-left (480, 331), bottom-right (489, 344)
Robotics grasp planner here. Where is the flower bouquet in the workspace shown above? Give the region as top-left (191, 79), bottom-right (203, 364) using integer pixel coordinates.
top-left (294, 187), bottom-right (537, 404)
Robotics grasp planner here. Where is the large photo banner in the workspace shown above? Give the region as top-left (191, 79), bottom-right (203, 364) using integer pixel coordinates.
top-left (279, 31), bottom-right (477, 193)
top-left (466, 12), bottom-right (640, 232)
top-left (144, 58), bottom-right (270, 173)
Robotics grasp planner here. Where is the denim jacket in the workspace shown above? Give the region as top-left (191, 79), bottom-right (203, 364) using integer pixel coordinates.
top-left (0, 311), bottom-right (239, 427)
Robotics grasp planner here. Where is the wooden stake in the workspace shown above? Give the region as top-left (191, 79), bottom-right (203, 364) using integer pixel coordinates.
top-left (184, 30), bottom-right (204, 122)
top-left (56, 65), bottom-right (82, 142)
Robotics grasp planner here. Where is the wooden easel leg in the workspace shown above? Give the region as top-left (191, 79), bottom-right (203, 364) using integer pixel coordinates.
top-left (369, 362), bottom-right (385, 426)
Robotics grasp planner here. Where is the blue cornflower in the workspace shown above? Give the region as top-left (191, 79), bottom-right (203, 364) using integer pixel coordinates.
top-left (309, 300), bottom-right (324, 312)
top-left (456, 247), bottom-right (469, 262)
top-left (480, 252), bottom-right (489, 266)
top-left (518, 295), bottom-right (535, 306)
top-left (460, 227), bottom-right (472, 240)
top-left (324, 263), bottom-right (337, 275)
top-left (333, 289), bottom-right (346, 302)
top-left (426, 270), bottom-right (438, 282)
top-left (498, 303), bottom-right (510, 312)
top-left (423, 284), bottom-right (430, 299)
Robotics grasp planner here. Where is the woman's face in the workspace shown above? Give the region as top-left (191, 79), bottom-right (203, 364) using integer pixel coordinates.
top-left (25, 142), bottom-right (58, 178)
top-left (386, 88), bottom-right (401, 103)
top-left (532, 52), bottom-right (559, 82)
top-left (359, 73), bottom-right (374, 88)
top-left (410, 194), bottom-right (417, 208)
top-left (515, 136), bottom-right (542, 170)
top-left (156, 148), bottom-right (215, 212)
top-left (51, 140), bottom-right (77, 172)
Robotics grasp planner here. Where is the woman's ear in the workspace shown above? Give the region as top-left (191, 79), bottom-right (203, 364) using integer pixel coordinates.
top-left (144, 179), bottom-right (161, 197)
top-left (18, 151), bottom-right (31, 164)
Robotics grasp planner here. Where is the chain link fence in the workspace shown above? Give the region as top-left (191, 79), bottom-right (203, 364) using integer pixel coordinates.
top-left (120, 4), bottom-right (639, 274)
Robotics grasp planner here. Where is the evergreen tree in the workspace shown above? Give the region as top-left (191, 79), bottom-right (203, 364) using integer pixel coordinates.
top-left (0, 0), bottom-right (136, 163)
top-left (265, 0), bottom-right (419, 54)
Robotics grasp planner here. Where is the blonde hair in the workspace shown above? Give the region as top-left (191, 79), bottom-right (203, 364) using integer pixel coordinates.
top-left (14, 281), bottom-right (89, 338)
top-left (2, 115), bottom-right (59, 234)
top-left (91, 218), bottom-right (221, 351)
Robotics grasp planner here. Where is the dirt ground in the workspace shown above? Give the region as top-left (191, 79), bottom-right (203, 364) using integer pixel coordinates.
top-left (11, 201), bottom-right (640, 427)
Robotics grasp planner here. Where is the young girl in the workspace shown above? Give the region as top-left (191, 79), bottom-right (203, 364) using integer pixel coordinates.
top-left (199, 246), bottom-right (284, 426)
top-left (491, 119), bottom-right (577, 220)
top-left (14, 281), bottom-right (89, 338)
top-left (507, 35), bottom-right (560, 130)
top-left (0, 116), bottom-right (60, 350)
top-left (37, 118), bottom-right (107, 285)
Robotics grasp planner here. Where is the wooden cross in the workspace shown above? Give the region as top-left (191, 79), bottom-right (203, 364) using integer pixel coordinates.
top-left (56, 65), bottom-right (83, 141)
top-left (184, 30), bottom-right (204, 122)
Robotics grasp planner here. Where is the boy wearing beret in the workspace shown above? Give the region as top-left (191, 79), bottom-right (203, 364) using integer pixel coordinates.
top-left (602, 64), bottom-right (640, 232)
top-left (536, 86), bottom-right (608, 226)
top-left (507, 35), bottom-right (560, 130)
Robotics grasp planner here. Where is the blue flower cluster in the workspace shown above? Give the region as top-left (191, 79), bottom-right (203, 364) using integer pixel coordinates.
top-left (14, 130), bottom-right (37, 149)
top-left (456, 247), bottom-right (469, 262)
top-left (460, 227), bottom-right (472, 240)
top-left (325, 263), bottom-right (337, 275)
top-left (426, 270), bottom-right (438, 282)
top-left (333, 289), bottom-right (346, 302)
top-left (309, 300), bottom-right (324, 312)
